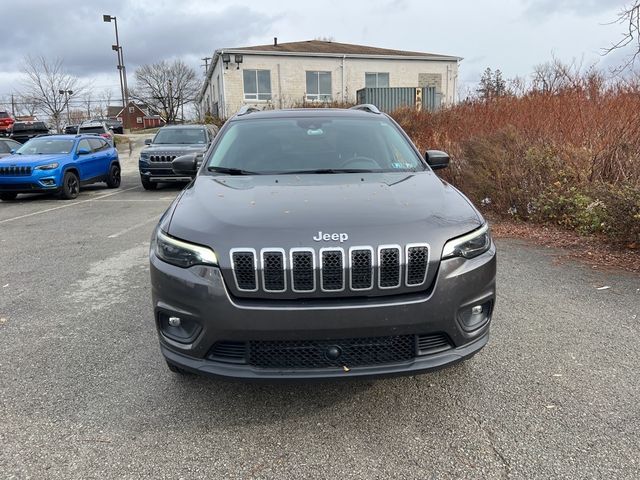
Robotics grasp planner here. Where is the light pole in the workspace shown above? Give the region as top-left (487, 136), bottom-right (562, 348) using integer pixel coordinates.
top-left (59, 89), bottom-right (72, 126)
top-left (103, 14), bottom-right (129, 125)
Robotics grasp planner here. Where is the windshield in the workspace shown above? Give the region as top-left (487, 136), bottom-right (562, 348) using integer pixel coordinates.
top-left (16, 138), bottom-right (75, 155)
top-left (206, 117), bottom-right (425, 174)
top-left (153, 128), bottom-right (206, 145)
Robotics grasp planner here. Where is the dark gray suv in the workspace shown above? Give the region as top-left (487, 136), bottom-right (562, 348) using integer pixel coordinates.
top-left (149, 105), bottom-right (496, 380)
top-left (139, 125), bottom-right (215, 190)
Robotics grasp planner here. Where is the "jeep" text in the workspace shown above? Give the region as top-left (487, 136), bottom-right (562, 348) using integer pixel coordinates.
top-left (313, 231), bottom-right (349, 243)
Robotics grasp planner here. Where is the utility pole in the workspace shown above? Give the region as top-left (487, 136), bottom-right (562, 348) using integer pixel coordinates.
top-left (10, 94), bottom-right (15, 117)
top-left (168, 79), bottom-right (173, 124)
top-left (201, 57), bottom-right (211, 76)
top-left (59, 89), bottom-right (73, 125)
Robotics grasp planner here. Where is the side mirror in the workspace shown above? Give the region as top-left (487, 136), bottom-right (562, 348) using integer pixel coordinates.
top-left (77, 147), bottom-right (91, 155)
top-left (172, 153), bottom-right (198, 176)
top-left (425, 150), bottom-right (450, 170)
top-left (10, 149), bottom-right (16, 154)
top-left (144, 138), bottom-right (152, 145)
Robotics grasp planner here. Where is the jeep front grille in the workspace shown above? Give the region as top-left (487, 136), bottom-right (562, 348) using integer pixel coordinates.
top-left (229, 243), bottom-right (429, 295)
top-left (149, 155), bottom-right (177, 163)
top-left (0, 166), bottom-right (32, 176)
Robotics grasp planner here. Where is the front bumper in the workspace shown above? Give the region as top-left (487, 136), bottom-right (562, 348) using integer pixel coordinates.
top-left (150, 243), bottom-right (497, 380)
top-left (139, 167), bottom-right (191, 183)
top-left (0, 173), bottom-right (61, 194)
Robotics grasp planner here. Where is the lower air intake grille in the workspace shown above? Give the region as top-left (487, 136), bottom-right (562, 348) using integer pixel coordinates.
top-left (417, 333), bottom-right (452, 355)
top-left (208, 341), bottom-right (247, 364)
top-left (248, 335), bottom-right (415, 369)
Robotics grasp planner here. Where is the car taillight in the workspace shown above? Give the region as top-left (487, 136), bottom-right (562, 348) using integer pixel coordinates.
top-left (100, 133), bottom-right (111, 138)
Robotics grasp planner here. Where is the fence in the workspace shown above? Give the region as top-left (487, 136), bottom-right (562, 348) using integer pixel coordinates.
top-left (355, 87), bottom-right (441, 113)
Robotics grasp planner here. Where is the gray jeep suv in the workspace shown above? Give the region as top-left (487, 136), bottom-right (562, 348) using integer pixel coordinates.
top-left (139, 124), bottom-right (215, 190)
top-left (149, 105), bottom-right (496, 380)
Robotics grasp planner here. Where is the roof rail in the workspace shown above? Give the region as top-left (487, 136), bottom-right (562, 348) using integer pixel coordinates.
top-left (236, 105), bottom-right (261, 116)
top-left (349, 104), bottom-right (381, 114)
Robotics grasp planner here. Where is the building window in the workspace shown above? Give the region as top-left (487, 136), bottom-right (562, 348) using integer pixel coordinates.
top-left (365, 72), bottom-right (390, 88)
top-left (129, 106), bottom-right (135, 113)
top-left (136, 117), bottom-right (143, 124)
top-left (306, 71), bottom-right (332, 101)
top-left (243, 69), bottom-right (272, 100)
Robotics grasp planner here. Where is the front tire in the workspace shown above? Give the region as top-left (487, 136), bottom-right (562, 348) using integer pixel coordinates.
top-left (59, 171), bottom-right (80, 200)
top-left (141, 175), bottom-right (157, 190)
top-left (0, 192), bottom-right (18, 201)
top-left (106, 164), bottom-right (121, 188)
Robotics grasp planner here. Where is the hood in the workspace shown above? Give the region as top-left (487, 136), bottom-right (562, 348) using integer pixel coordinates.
top-left (166, 171), bottom-right (483, 267)
top-left (0, 153), bottom-right (66, 166)
top-left (143, 144), bottom-right (206, 154)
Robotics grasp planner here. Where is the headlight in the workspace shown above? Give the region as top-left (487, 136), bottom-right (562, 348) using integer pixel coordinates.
top-left (154, 229), bottom-right (218, 268)
top-left (442, 223), bottom-right (491, 259)
top-left (35, 162), bottom-right (59, 170)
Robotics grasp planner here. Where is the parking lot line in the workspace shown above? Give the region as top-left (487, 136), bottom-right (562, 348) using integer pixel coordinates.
top-left (0, 186), bottom-right (140, 225)
top-left (108, 217), bottom-right (159, 238)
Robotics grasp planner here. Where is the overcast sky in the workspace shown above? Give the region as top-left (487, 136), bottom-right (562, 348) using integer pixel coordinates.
top-left (0, 0), bottom-right (635, 106)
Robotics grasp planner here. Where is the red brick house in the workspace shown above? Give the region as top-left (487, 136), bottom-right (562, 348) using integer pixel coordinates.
top-left (107, 102), bottom-right (166, 130)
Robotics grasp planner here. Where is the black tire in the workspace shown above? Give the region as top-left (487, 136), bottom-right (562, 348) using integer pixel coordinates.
top-left (106, 163), bottom-right (121, 188)
top-left (141, 176), bottom-right (157, 190)
top-left (166, 360), bottom-right (188, 374)
top-left (0, 192), bottom-right (18, 201)
top-left (59, 171), bottom-right (80, 200)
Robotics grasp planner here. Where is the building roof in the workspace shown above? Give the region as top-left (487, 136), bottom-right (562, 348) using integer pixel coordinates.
top-left (234, 40), bottom-right (452, 58)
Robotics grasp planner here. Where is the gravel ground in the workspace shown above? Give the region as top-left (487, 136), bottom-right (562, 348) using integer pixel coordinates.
top-left (1, 137), bottom-right (638, 479)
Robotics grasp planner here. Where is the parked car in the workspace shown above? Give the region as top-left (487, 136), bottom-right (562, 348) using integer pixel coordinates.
top-left (64, 124), bottom-right (79, 134)
top-left (9, 120), bottom-right (49, 143)
top-left (149, 105), bottom-right (496, 379)
top-left (77, 121), bottom-right (114, 142)
top-left (0, 111), bottom-right (14, 136)
top-left (90, 118), bottom-right (123, 134)
top-left (0, 134), bottom-right (120, 201)
top-left (0, 138), bottom-right (22, 158)
top-left (138, 124), bottom-right (215, 190)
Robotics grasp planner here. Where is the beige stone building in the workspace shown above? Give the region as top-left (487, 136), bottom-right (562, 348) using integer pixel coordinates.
top-left (197, 39), bottom-right (461, 119)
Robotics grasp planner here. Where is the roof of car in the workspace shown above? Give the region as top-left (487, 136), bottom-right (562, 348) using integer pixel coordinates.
top-left (229, 108), bottom-right (384, 121)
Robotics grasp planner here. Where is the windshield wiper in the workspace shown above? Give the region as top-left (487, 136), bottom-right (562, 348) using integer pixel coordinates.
top-left (279, 168), bottom-right (375, 174)
top-left (207, 166), bottom-right (258, 175)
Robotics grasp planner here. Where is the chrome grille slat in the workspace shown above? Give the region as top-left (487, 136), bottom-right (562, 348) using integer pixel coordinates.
top-left (320, 248), bottom-right (345, 291)
top-left (290, 249), bottom-right (316, 292)
top-left (230, 249), bottom-right (258, 292)
top-left (349, 246), bottom-right (374, 291)
top-left (378, 245), bottom-right (401, 289)
top-left (261, 248), bottom-right (286, 292)
top-left (405, 244), bottom-right (430, 286)
top-left (229, 243), bottom-right (429, 294)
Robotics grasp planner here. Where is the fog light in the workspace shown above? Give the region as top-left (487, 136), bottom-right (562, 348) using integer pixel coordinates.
top-left (157, 312), bottom-right (201, 343)
top-left (458, 300), bottom-right (493, 332)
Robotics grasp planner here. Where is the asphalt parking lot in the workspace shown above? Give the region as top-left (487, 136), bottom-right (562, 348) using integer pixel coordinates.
top-left (1, 138), bottom-right (639, 479)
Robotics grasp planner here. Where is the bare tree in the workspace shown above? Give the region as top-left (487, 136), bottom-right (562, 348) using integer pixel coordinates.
top-left (131, 59), bottom-right (199, 124)
top-left (20, 56), bottom-right (83, 131)
top-left (603, 1), bottom-right (640, 70)
top-left (16, 94), bottom-right (42, 117)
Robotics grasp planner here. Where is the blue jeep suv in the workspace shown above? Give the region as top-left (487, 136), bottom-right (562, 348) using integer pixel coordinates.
top-left (0, 134), bottom-right (120, 201)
